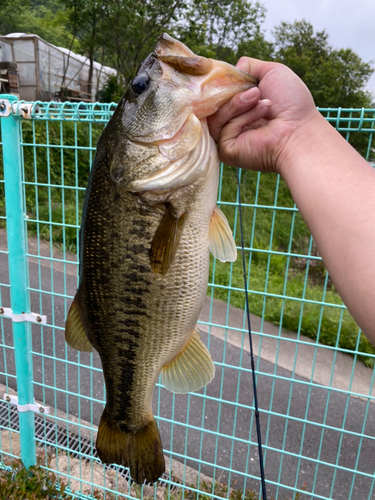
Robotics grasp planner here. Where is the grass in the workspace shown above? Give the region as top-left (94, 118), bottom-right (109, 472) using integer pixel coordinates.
top-left (165, 476), bottom-right (307, 500)
top-left (0, 454), bottom-right (307, 500)
top-left (0, 454), bottom-right (71, 499)
top-left (0, 120), bottom-right (374, 366)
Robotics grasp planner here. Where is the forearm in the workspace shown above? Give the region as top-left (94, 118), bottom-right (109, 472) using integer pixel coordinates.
top-left (279, 112), bottom-right (375, 341)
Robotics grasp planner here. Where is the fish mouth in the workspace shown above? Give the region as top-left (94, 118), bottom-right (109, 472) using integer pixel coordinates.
top-left (155, 33), bottom-right (257, 119)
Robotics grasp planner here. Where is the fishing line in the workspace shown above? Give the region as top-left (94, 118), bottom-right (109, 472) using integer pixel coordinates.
top-left (237, 168), bottom-right (267, 500)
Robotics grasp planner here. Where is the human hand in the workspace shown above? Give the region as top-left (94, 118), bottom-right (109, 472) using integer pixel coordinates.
top-left (208, 58), bottom-right (322, 174)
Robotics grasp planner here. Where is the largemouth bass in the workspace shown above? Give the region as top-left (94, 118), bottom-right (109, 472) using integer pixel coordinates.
top-left (65, 33), bottom-right (257, 484)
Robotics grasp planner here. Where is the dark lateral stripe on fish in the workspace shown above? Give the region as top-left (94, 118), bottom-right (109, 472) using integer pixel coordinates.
top-left (129, 262), bottom-right (151, 274)
top-left (114, 328), bottom-right (141, 339)
top-left (122, 288), bottom-right (151, 298)
top-left (105, 345), bottom-right (139, 421)
top-left (123, 271), bottom-right (152, 285)
top-left (109, 231), bottom-right (120, 239)
top-left (120, 318), bottom-right (141, 328)
top-left (118, 308), bottom-right (150, 318)
top-left (129, 216), bottom-right (153, 228)
top-left (126, 243), bottom-right (150, 255)
top-left (129, 226), bottom-right (152, 236)
top-left (118, 296), bottom-right (149, 310)
top-left (110, 335), bottom-right (139, 351)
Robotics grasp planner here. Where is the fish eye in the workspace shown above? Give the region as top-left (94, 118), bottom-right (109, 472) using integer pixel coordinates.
top-left (131, 74), bottom-right (150, 95)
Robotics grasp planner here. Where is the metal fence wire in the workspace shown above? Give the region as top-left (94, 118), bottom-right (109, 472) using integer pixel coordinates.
top-left (0, 94), bottom-right (375, 500)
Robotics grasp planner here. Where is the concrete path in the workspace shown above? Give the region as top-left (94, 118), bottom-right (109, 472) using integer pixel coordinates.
top-left (199, 297), bottom-right (375, 401)
top-left (0, 230), bottom-right (374, 499)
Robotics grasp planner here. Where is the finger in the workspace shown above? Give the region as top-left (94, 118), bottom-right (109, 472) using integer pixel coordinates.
top-left (218, 99), bottom-right (272, 164)
top-left (208, 87), bottom-right (261, 142)
top-left (219, 99), bottom-right (272, 145)
top-left (236, 57), bottom-right (279, 82)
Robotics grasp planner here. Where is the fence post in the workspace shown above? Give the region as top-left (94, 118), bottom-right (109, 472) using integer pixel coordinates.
top-left (0, 94), bottom-right (36, 468)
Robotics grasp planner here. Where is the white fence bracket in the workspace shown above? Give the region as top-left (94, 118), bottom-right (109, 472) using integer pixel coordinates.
top-left (3, 394), bottom-right (50, 415)
top-left (0, 99), bottom-right (34, 119)
top-left (0, 307), bottom-right (47, 325)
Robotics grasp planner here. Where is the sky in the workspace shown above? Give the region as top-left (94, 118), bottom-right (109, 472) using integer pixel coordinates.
top-left (259, 0), bottom-right (375, 96)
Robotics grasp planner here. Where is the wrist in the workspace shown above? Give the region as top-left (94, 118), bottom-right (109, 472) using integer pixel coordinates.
top-left (276, 111), bottom-right (333, 179)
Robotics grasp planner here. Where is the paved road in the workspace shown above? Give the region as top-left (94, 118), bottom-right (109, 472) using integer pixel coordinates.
top-left (0, 234), bottom-right (375, 499)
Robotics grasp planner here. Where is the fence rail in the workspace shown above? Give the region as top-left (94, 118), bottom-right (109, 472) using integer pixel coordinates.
top-left (0, 94), bottom-right (375, 500)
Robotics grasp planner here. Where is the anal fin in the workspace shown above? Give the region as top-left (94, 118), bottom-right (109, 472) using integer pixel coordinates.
top-left (161, 329), bottom-right (215, 394)
top-left (150, 206), bottom-right (187, 276)
top-left (65, 296), bottom-right (93, 352)
top-left (209, 206), bottom-right (237, 262)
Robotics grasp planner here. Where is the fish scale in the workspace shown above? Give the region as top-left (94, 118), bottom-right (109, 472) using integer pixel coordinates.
top-left (80, 146), bottom-right (217, 423)
top-left (65, 33), bottom-right (257, 484)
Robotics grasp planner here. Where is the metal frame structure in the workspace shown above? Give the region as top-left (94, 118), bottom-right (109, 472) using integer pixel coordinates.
top-left (0, 95), bottom-right (375, 499)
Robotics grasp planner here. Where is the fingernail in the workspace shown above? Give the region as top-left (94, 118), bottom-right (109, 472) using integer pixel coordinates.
top-left (260, 99), bottom-right (272, 107)
top-left (239, 87), bottom-right (258, 103)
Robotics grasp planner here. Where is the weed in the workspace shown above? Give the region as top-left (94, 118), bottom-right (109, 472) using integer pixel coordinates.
top-left (169, 476), bottom-right (307, 500)
top-left (0, 454), bottom-right (120, 500)
top-left (0, 454), bottom-right (308, 500)
top-left (0, 453), bottom-right (70, 500)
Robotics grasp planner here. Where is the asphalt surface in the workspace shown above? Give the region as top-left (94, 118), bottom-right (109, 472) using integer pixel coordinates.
top-left (0, 234), bottom-right (375, 499)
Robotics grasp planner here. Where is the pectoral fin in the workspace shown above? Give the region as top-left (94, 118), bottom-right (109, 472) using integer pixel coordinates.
top-left (150, 207), bottom-right (187, 276)
top-left (209, 206), bottom-right (237, 262)
top-left (65, 296), bottom-right (93, 352)
top-left (161, 329), bottom-right (215, 394)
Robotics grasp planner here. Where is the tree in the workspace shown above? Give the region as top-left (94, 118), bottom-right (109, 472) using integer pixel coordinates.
top-left (176, 0), bottom-right (268, 64)
top-left (1, 0), bottom-right (73, 48)
top-left (97, 0), bottom-right (270, 96)
top-left (61, 0), bottom-right (109, 98)
top-left (98, 0), bottom-right (188, 82)
top-left (273, 20), bottom-right (374, 108)
top-left (237, 32), bottom-right (274, 62)
top-left (0, 0), bottom-right (30, 35)
top-left (4, 2), bottom-right (373, 112)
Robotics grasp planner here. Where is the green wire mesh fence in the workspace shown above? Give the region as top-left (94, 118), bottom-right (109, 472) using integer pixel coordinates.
top-left (0, 95), bottom-right (375, 500)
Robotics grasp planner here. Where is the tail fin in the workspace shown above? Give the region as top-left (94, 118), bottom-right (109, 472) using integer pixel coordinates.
top-left (96, 409), bottom-right (165, 484)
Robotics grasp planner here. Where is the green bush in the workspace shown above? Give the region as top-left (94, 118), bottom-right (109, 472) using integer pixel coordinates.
top-left (19, 119), bottom-right (104, 252)
top-left (0, 455), bottom-right (70, 500)
top-left (99, 75), bottom-right (127, 103)
top-left (173, 478), bottom-right (306, 500)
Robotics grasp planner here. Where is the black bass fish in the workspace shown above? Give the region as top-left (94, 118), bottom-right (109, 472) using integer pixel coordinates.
top-left (65, 33), bottom-right (257, 484)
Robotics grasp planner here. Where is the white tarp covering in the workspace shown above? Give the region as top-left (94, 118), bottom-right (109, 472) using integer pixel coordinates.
top-left (12, 39), bottom-right (35, 61)
top-left (3, 33), bottom-right (116, 101)
top-left (0, 39), bottom-right (14, 63)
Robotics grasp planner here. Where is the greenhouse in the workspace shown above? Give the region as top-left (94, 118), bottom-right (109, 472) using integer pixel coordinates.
top-left (0, 33), bottom-right (116, 101)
